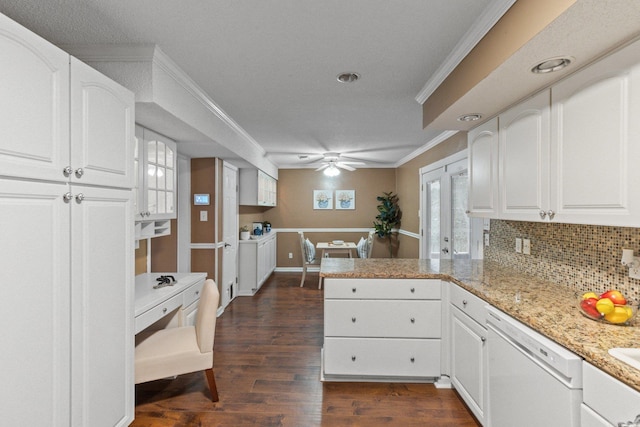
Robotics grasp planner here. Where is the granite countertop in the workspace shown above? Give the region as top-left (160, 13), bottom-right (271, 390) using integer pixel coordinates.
top-left (320, 258), bottom-right (640, 392)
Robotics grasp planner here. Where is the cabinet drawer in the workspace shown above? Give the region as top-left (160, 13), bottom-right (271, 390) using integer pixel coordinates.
top-left (324, 337), bottom-right (441, 377)
top-left (183, 279), bottom-right (204, 308)
top-left (583, 362), bottom-right (640, 425)
top-left (450, 284), bottom-right (487, 325)
top-left (324, 278), bottom-right (441, 300)
top-left (135, 293), bottom-right (182, 333)
top-left (325, 300), bottom-right (441, 338)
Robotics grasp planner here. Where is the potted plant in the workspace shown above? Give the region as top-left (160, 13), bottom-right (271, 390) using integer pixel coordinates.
top-left (239, 225), bottom-right (251, 240)
top-left (373, 191), bottom-right (401, 257)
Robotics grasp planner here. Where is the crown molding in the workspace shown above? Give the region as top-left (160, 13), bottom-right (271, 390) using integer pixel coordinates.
top-left (414, 0), bottom-right (517, 104)
top-left (395, 130), bottom-right (459, 167)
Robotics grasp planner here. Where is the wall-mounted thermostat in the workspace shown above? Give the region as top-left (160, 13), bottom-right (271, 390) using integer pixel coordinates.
top-left (194, 194), bottom-right (210, 205)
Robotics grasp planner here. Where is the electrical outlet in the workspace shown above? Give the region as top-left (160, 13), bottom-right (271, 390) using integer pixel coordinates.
top-left (200, 210), bottom-right (208, 221)
top-left (484, 233), bottom-right (490, 247)
top-left (630, 266), bottom-right (640, 280)
top-left (515, 237), bottom-right (522, 253)
top-left (523, 238), bottom-right (531, 255)
top-left (288, 252), bottom-right (293, 259)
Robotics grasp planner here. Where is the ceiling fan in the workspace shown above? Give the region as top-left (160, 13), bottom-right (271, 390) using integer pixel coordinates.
top-left (308, 153), bottom-right (365, 176)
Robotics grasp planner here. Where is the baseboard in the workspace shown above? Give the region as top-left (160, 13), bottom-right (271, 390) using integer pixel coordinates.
top-left (275, 266), bottom-right (320, 273)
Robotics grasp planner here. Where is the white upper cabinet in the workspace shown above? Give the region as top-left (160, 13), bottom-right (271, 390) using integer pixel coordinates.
top-left (550, 39), bottom-right (640, 226)
top-left (468, 118), bottom-right (499, 217)
top-left (70, 58), bottom-right (135, 189)
top-left (239, 169), bottom-right (277, 206)
top-left (499, 90), bottom-right (551, 221)
top-left (0, 13), bottom-right (70, 183)
top-left (134, 125), bottom-right (177, 220)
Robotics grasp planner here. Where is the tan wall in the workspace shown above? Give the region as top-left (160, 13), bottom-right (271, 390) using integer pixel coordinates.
top-left (135, 239), bottom-right (148, 275)
top-left (395, 133), bottom-right (468, 258)
top-left (191, 158), bottom-right (217, 244)
top-left (150, 219), bottom-right (178, 272)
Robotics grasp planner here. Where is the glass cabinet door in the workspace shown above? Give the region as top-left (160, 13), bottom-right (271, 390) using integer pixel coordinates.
top-left (146, 133), bottom-right (175, 217)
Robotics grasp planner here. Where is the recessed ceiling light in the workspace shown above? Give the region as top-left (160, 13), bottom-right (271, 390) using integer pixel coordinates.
top-left (531, 57), bottom-right (573, 74)
top-left (336, 72), bottom-right (360, 83)
top-left (457, 114), bottom-right (482, 122)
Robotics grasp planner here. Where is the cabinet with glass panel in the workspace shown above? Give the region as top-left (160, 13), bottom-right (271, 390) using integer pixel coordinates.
top-left (134, 125), bottom-right (177, 239)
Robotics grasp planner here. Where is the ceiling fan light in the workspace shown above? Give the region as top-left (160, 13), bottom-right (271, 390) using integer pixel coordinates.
top-left (324, 164), bottom-right (340, 176)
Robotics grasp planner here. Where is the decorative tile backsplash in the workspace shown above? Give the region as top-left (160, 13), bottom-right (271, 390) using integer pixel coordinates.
top-left (485, 220), bottom-right (640, 303)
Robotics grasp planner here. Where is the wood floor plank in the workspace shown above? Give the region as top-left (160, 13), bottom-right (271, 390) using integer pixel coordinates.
top-left (132, 272), bottom-right (480, 426)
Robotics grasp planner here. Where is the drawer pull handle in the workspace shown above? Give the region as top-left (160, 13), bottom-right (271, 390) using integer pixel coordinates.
top-left (351, 317), bottom-right (356, 323)
top-left (462, 300), bottom-right (468, 306)
top-left (351, 356), bottom-right (356, 362)
top-left (481, 336), bottom-right (486, 343)
top-left (410, 357), bottom-right (415, 363)
top-left (410, 317), bottom-right (415, 324)
top-left (163, 307), bottom-right (168, 313)
top-left (352, 288), bottom-right (357, 293)
top-left (195, 291), bottom-right (199, 295)
top-left (410, 287), bottom-right (415, 293)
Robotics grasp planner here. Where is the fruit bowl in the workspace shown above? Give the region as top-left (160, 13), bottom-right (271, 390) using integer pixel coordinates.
top-left (578, 290), bottom-right (636, 325)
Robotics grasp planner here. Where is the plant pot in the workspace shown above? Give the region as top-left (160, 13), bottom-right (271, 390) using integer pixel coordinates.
top-left (240, 231), bottom-right (250, 240)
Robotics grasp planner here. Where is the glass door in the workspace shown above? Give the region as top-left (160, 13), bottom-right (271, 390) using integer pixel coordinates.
top-left (421, 156), bottom-right (481, 260)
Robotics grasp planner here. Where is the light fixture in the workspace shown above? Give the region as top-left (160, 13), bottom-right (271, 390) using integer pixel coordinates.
top-left (457, 113), bottom-right (482, 122)
top-left (324, 162), bottom-right (340, 177)
top-left (336, 72), bottom-right (360, 83)
top-left (531, 57), bottom-right (572, 74)
top-left (621, 248), bottom-right (640, 279)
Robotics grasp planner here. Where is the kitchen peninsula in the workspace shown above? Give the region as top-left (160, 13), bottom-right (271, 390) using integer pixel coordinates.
top-left (319, 258), bottom-right (640, 392)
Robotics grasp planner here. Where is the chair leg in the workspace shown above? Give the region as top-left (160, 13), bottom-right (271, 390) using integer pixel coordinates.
top-left (300, 264), bottom-right (306, 287)
top-left (205, 368), bottom-right (219, 402)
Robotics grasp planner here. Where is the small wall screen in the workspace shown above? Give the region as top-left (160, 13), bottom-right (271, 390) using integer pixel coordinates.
top-left (194, 194), bottom-right (210, 205)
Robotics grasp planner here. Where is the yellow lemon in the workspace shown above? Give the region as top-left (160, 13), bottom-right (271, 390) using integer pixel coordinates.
top-left (582, 292), bottom-right (598, 300)
top-left (604, 306), bottom-right (631, 324)
top-left (596, 298), bottom-right (614, 314)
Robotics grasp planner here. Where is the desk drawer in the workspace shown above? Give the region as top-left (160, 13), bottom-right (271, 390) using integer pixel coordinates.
top-left (183, 279), bottom-right (205, 308)
top-left (325, 278), bottom-right (441, 300)
top-left (325, 300), bottom-right (441, 338)
top-left (135, 293), bottom-right (182, 334)
top-left (324, 337), bottom-right (441, 377)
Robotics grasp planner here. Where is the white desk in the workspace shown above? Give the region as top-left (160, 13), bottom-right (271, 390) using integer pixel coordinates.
top-left (317, 242), bottom-right (357, 259)
top-left (134, 272), bottom-right (207, 334)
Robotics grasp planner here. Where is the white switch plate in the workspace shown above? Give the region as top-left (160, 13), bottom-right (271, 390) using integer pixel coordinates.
top-left (484, 233), bottom-right (490, 247)
top-left (630, 266), bottom-right (640, 279)
top-left (288, 252), bottom-right (293, 259)
top-left (515, 238), bottom-right (522, 253)
top-left (200, 210), bottom-right (208, 221)
top-left (523, 238), bottom-right (531, 255)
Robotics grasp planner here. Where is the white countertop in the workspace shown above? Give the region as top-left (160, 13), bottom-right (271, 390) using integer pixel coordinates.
top-left (134, 272), bottom-right (207, 317)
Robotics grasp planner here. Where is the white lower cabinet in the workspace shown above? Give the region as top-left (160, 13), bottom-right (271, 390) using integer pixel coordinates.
top-left (322, 278), bottom-right (442, 381)
top-left (582, 362), bottom-right (640, 426)
top-left (449, 284), bottom-right (488, 425)
top-left (238, 233), bottom-right (276, 296)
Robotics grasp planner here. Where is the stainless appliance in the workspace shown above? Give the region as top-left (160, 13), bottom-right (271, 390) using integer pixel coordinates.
top-left (486, 306), bottom-right (582, 426)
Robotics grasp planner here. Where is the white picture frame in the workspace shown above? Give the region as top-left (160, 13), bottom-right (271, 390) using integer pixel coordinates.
top-left (335, 190), bottom-right (355, 210)
top-left (313, 190), bottom-right (333, 209)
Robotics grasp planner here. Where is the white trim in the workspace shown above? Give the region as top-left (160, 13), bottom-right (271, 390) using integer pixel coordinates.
top-left (275, 266), bottom-right (320, 273)
top-left (398, 229), bottom-right (420, 240)
top-left (395, 131), bottom-right (459, 167)
top-left (276, 227), bottom-right (374, 233)
top-left (415, 0), bottom-right (517, 104)
top-left (419, 149), bottom-right (468, 175)
top-left (190, 243), bottom-right (223, 249)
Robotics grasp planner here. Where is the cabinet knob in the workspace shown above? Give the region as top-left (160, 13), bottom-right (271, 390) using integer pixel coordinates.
top-left (410, 287), bottom-right (415, 293)
top-left (75, 167), bottom-right (84, 178)
top-left (351, 356), bottom-right (356, 362)
top-left (63, 192), bottom-right (73, 203)
top-left (351, 317), bottom-right (356, 323)
top-left (352, 288), bottom-right (357, 293)
top-left (481, 336), bottom-right (486, 343)
top-left (539, 210), bottom-right (547, 219)
top-left (410, 357), bottom-right (415, 363)
top-left (410, 317), bottom-right (415, 324)
top-left (63, 166), bottom-right (72, 177)
top-left (547, 210), bottom-right (555, 220)
top-left (75, 193), bottom-right (84, 203)
top-left (163, 307), bottom-right (167, 313)
top-left (462, 300), bottom-right (468, 306)
top-left (195, 291), bottom-right (199, 295)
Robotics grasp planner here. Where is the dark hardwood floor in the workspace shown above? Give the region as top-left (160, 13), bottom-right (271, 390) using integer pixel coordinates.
top-left (131, 272), bottom-right (480, 426)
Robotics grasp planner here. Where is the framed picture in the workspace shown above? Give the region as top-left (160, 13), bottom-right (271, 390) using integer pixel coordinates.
top-left (335, 190), bottom-right (355, 210)
top-left (313, 190), bottom-right (333, 209)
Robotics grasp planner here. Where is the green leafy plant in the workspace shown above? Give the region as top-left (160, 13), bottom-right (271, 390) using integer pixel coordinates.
top-left (373, 191), bottom-right (401, 257)
top-left (240, 225), bottom-right (250, 232)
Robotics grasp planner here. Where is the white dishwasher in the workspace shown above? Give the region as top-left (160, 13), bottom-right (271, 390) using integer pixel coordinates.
top-left (486, 306), bottom-right (583, 427)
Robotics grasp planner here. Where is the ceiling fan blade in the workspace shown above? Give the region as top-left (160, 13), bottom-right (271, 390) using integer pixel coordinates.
top-left (315, 164), bottom-right (329, 171)
top-left (336, 163), bottom-right (356, 171)
top-left (337, 160), bottom-right (365, 165)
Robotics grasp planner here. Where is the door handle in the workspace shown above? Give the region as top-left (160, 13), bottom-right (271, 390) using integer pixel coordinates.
top-left (224, 243), bottom-right (231, 248)
top-left (442, 248), bottom-right (449, 254)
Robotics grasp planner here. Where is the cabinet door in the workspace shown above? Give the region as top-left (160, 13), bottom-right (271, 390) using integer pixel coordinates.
top-left (0, 14), bottom-right (70, 183)
top-left (550, 41), bottom-right (640, 226)
top-left (499, 91), bottom-right (550, 221)
top-left (70, 57), bottom-right (135, 189)
top-left (468, 118), bottom-right (499, 217)
top-left (143, 128), bottom-right (177, 219)
top-left (0, 179), bottom-right (71, 426)
top-left (451, 305), bottom-right (487, 424)
top-left (133, 125), bottom-right (146, 219)
top-left (70, 186), bottom-right (134, 427)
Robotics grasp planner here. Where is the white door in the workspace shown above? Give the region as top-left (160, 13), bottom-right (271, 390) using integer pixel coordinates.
top-left (222, 162), bottom-right (238, 308)
top-left (0, 179), bottom-right (71, 427)
top-left (421, 156), bottom-right (482, 260)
